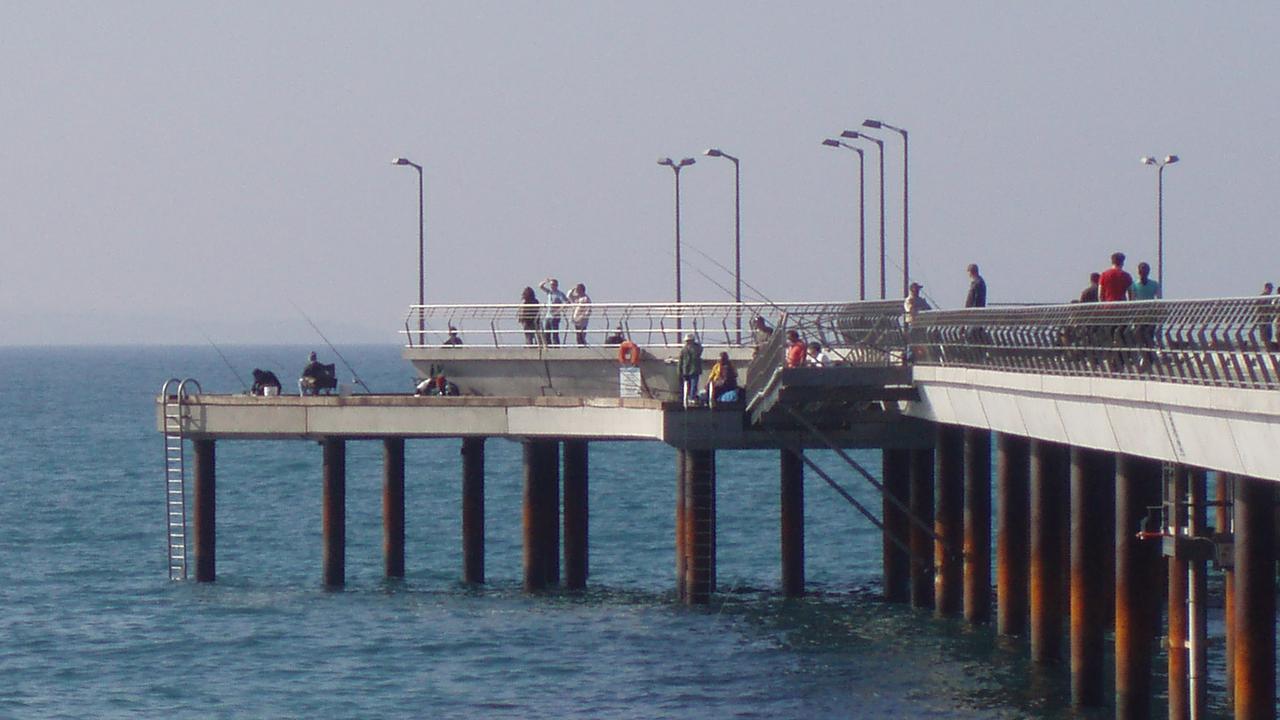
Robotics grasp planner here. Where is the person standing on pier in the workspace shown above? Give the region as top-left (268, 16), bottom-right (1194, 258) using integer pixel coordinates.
top-left (1130, 262), bottom-right (1160, 300)
top-left (964, 263), bottom-right (987, 308)
top-left (784, 330), bottom-right (807, 368)
top-left (539, 278), bottom-right (569, 345)
top-left (678, 333), bottom-right (704, 408)
top-left (1078, 272), bottom-right (1101, 303)
top-left (1099, 252), bottom-right (1133, 302)
top-left (903, 283), bottom-right (931, 362)
top-left (518, 286), bottom-right (541, 346)
top-left (568, 283), bottom-right (592, 346)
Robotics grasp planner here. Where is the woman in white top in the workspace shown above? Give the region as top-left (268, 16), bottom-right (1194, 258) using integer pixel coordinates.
top-left (568, 283), bottom-right (592, 346)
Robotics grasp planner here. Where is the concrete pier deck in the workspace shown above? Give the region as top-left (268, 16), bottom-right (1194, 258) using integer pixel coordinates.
top-left (157, 393), bottom-right (932, 450)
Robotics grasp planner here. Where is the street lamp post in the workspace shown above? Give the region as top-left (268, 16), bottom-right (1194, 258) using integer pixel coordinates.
top-left (392, 157), bottom-right (425, 345)
top-left (823, 139), bottom-right (867, 300)
top-left (704, 148), bottom-right (742, 341)
top-left (658, 157), bottom-right (696, 331)
top-left (842, 130), bottom-right (886, 299)
top-left (864, 119), bottom-right (909, 297)
top-left (1141, 154), bottom-right (1179, 291)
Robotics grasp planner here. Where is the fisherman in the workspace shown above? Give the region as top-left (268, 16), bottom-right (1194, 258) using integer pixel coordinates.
top-left (678, 333), bottom-right (703, 408)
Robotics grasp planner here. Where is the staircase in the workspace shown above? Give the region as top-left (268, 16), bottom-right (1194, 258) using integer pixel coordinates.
top-left (160, 378), bottom-right (201, 581)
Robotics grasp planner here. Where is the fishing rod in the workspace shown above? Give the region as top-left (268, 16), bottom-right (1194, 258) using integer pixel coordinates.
top-left (201, 332), bottom-right (250, 393)
top-left (665, 238), bottom-right (784, 312)
top-left (291, 302), bottom-right (373, 394)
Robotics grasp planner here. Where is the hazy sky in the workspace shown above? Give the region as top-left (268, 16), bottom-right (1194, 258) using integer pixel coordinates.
top-left (3, 2), bottom-right (1278, 345)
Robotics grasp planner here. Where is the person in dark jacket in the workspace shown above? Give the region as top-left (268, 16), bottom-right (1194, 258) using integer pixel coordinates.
top-left (518, 287), bottom-right (540, 346)
top-left (964, 263), bottom-right (987, 308)
top-left (677, 333), bottom-right (703, 408)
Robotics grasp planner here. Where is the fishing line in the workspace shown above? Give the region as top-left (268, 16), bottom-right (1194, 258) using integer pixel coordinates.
top-left (200, 331), bottom-right (250, 393)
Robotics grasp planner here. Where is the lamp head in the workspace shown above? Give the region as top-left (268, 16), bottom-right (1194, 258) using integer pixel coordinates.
top-left (1165, 155), bottom-right (1179, 164)
top-left (393, 157), bottom-right (412, 166)
top-left (658, 157), bottom-right (675, 167)
top-left (678, 157), bottom-right (696, 167)
top-left (840, 130), bottom-right (860, 139)
top-left (704, 148), bottom-right (723, 157)
top-left (1141, 156), bottom-right (1157, 165)
top-left (822, 139), bottom-right (841, 147)
top-left (862, 119), bottom-right (883, 129)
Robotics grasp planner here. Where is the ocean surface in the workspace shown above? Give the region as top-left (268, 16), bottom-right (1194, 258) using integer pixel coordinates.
top-left (0, 345), bottom-right (1246, 718)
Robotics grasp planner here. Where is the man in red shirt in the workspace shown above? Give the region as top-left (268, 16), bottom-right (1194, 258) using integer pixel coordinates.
top-left (1099, 252), bottom-right (1133, 302)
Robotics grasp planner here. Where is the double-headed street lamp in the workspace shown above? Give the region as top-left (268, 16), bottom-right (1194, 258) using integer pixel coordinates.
top-left (1140, 154), bottom-right (1179, 291)
top-left (703, 148), bottom-right (742, 340)
top-left (863, 119), bottom-right (909, 298)
top-left (822, 139), bottom-right (867, 300)
top-left (392, 157), bottom-right (425, 345)
top-left (841, 130), bottom-right (886, 299)
top-left (658, 157), bottom-right (696, 329)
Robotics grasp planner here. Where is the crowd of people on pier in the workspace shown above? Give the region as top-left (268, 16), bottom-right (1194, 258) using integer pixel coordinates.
top-left (517, 278), bottom-right (593, 347)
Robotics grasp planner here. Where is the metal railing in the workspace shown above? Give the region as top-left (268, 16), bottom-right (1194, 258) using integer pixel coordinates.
top-left (744, 301), bottom-right (907, 412)
top-left (908, 296), bottom-right (1280, 390)
top-left (401, 301), bottom-right (897, 349)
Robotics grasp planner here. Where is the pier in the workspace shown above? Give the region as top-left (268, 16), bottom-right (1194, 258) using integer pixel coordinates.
top-left (159, 297), bottom-right (1280, 719)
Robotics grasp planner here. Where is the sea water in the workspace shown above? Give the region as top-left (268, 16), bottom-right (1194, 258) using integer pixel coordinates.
top-left (0, 345), bottom-right (1242, 718)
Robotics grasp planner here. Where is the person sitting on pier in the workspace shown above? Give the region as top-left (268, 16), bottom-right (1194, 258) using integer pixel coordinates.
top-left (678, 333), bottom-right (703, 408)
top-left (415, 373), bottom-right (459, 396)
top-left (299, 351), bottom-right (337, 395)
top-left (785, 330), bottom-right (807, 368)
top-left (251, 368), bottom-right (282, 396)
top-left (705, 351), bottom-right (739, 406)
top-left (806, 341), bottom-right (833, 367)
top-left (604, 324), bottom-right (626, 345)
top-left (442, 326), bottom-right (463, 346)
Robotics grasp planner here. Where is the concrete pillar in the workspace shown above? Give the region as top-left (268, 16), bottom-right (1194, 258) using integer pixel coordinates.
top-left (322, 438), bottom-right (346, 588)
top-left (193, 438), bottom-right (216, 583)
top-left (522, 440), bottom-right (558, 592)
top-left (1168, 466), bottom-right (1190, 720)
top-left (996, 433), bottom-right (1030, 636)
top-left (1232, 475), bottom-right (1275, 720)
top-left (909, 447), bottom-right (935, 610)
top-left (882, 448), bottom-right (910, 603)
top-left (461, 437), bottom-right (485, 584)
top-left (963, 428), bottom-right (992, 624)
top-left (675, 450), bottom-right (687, 600)
top-left (1114, 455), bottom-right (1162, 720)
top-left (1188, 469), bottom-right (1209, 717)
top-left (382, 438), bottom-right (405, 579)
top-left (563, 440), bottom-right (588, 590)
top-left (1069, 447), bottom-right (1112, 707)
top-left (1030, 439), bottom-right (1068, 664)
top-left (1216, 473), bottom-right (1235, 706)
top-left (780, 448), bottom-right (805, 598)
top-left (934, 425), bottom-right (964, 617)
top-left (545, 442), bottom-right (561, 585)
top-left (684, 449), bottom-right (716, 605)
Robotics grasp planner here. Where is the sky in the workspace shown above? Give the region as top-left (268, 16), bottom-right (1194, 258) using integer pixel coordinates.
top-left (2, 2), bottom-right (1278, 345)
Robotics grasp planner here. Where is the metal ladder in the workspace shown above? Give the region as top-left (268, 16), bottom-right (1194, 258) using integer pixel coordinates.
top-left (161, 378), bottom-right (201, 581)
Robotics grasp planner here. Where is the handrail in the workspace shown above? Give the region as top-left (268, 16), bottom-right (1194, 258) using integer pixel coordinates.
top-left (908, 296), bottom-right (1280, 390)
top-left (400, 301), bottom-right (891, 349)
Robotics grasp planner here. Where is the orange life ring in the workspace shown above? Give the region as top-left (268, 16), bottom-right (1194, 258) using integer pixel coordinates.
top-left (617, 340), bottom-right (641, 366)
